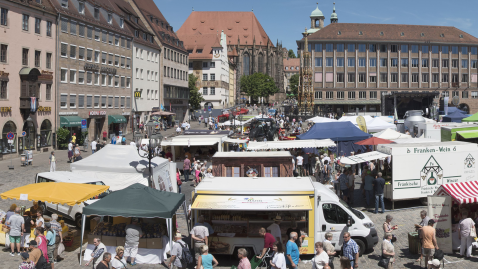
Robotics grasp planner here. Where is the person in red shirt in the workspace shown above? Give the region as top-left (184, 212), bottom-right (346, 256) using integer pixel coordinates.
top-left (257, 227), bottom-right (275, 263)
top-left (165, 149), bottom-right (173, 160)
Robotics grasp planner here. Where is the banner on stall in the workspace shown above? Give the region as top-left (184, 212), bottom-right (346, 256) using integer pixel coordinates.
top-left (427, 195), bottom-right (452, 253)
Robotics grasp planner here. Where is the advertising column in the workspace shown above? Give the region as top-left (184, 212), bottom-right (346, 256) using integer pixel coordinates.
top-left (427, 196), bottom-right (452, 253)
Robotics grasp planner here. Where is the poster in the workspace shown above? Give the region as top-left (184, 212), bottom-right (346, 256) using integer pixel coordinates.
top-left (428, 196), bottom-right (452, 253)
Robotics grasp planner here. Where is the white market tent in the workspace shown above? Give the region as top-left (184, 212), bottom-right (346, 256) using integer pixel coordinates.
top-left (247, 139), bottom-right (335, 150)
top-left (338, 115), bottom-right (373, 125)
top-left (391, 138), bottom-right (440, 144)
top-left (366, 117), bottom-right (397, 132)
top-left (307, 116), bottom-right (337, 123)
top-left (224, 138), bottom-right (248, 144)
top-left (220, 119), bottom-right (245, 126)
top-left (339, 151), bottom-right (390, 165)
top-left (373, 128), bottom-right (412, 140)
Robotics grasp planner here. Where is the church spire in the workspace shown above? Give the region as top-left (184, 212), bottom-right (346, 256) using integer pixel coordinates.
top-left (330, 2), bottom-right (338, 23)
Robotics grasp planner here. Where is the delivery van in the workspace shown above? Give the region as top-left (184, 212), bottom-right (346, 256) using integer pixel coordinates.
top-left (191, 177), bottom-right (378, 256)
top-left (35, 172), bottom-right (110, 227)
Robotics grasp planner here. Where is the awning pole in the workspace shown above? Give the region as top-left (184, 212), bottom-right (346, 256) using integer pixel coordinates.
top-left (169, 218), bottom-right (173, 256)
top-left (79, 214), bottom-right (86, 265)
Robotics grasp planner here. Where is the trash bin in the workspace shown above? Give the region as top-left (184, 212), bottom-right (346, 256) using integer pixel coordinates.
top-left (408, 232), bottom-right (420, 254)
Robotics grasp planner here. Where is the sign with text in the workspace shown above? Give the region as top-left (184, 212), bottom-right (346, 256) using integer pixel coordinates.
top-left (428, 196), bottom-right (452, 253)
top-left (192, 195), bottom-right (312, 211)
top-left (89, 111), bottom-right (107, 116)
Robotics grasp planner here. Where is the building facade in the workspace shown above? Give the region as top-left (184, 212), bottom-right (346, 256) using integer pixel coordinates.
top-left (228, 60), bottom-right (236, 107)
top-left (131, 0), bottom-right (189, 122)
top-left (177, 11), bottom-right (285, 105)
top-left (51, 0), bottom-right (134, 142)
top-left (0, 0), bottom-right (57, 156)
top-left (283, 58), bottom-right (300, 93)
top-left (178, 30), bottom-right (230, 108)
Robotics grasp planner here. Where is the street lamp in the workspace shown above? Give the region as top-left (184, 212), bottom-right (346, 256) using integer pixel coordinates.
top-left (134, 119), bottom-right (163, 188)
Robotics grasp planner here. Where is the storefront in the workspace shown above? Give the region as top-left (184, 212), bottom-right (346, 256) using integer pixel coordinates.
top-left (39, 119), bottom-right (52, 148)
top-left (59, 115), bottom-right (83, 141)
top-left (108, 115), bottom-right (127, 136)
top-left (163, 85), bottom-right (189, 122)
top-left (1, 121), bottom-right (17, 154)
top-left (88, 111), bottom-right (106, 141)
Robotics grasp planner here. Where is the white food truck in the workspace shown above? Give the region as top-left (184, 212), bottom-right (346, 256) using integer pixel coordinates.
top-left (416, 122), bottom-right (471, 141)
top-left (191, 177), bottom-right (378, 256)
top-left (377, 141), bottom-right (478, 207)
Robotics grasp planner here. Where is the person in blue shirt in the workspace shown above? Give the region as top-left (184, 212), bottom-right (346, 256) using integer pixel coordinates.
top-left (286, 232), bottom-right (300, 268)
top-left (45, 223), bottom-right (56, 269)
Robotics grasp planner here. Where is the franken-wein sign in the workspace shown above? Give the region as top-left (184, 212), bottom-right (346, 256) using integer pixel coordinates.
top-left (427, 196), bottom-right (452, 253)
top-left (377, 142), bottom-right (478, 200)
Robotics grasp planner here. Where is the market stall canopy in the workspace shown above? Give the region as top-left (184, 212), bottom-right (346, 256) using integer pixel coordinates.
top-left (442, 110), bottom-right (468, 123)
top-left (161, 137), bottom-right (220, 146)
top-left (337, 115), bottom-right (373, 125)
top-left (339, 151), bottom-right (390, 165)
top-left (366, 117), bottom-right (397, 132)
top-left (247, 139), bottom-right (335, 150)
top-left (108, 115), bottom-right (127, 124)
top-left (82, 183), bottom-right (185, 218)
top-left (192, 195), bottom-right (312, 211)
top-left (439, 107), bottom-right (467, 115)
top-left (1, 182), bottom-right (109, 206)
top-left (151, 111), bottom-right (175, 116)
top-left (296, 122), bottom-right (371, 141)
top-left (220, 120), bottom-right (244, 126)
top-left (462, 112), bottom-right (478, 122)
top-left (59, 116), bottom-right (83, 127)
top-left (306, 116), bottom-right (337, 123)
top-left (456, 130), bottom-right (478, 139)
top-left (434, 180), bottom-right (478, 204)
top-left (391, 138), bottom-right (440, 144)
top-left (355, 137), bottom-right (394, 146)
top-left (224, 138), bottom-right (248, 144)
top-left (373, 128), bottom-right (412, 140)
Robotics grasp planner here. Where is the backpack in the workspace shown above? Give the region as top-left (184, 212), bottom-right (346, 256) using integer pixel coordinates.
top-left (433, 248), bottom-right (444, 260)
top-left (178, 241), bottom-right (193, 265)
top-left (36, 249), bottom-right (48, 269)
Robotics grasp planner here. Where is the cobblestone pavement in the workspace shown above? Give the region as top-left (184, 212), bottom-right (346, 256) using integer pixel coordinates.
top-left (0, 119), bottom-right (477, 268)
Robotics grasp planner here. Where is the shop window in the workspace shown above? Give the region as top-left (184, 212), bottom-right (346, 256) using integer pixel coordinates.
top-left (322, 203), bottom-right (349, 224)
top-left (264, 167), bottom-right (279, 177)
top-left (40, 119), bottom-right (51, 147)
top-left (21, 120), bottom-right (35, 150)
top-left (1, 121), bottom-right (16, 154)
top-left (226, 167), bottom-right (240, 177)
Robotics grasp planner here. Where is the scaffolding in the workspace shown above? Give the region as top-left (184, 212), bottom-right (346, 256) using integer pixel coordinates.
top-left (299, 28), bottom-right (313, 115)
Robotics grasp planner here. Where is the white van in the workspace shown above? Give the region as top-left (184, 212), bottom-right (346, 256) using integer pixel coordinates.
top-left (191, 177), bottom-right (378, 256)
top-left (35, 172), bottom-right (110, 227)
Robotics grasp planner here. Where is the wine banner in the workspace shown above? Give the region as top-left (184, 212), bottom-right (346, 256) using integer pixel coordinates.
top-left (428, 195), bottom-right (452, 253)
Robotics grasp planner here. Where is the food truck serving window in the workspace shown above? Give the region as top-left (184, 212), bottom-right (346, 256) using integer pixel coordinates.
top-left (192, 195), bottom-right (313, 211)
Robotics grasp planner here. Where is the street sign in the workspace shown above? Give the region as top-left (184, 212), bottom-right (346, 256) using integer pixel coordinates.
top-left (21, 131), bottom-right (26, 136)
top-left (81, 119), bottom-right (87, 129)
top-left (8, 139), bottom-right (13, 144)
top-left (6, 132), bottom-right (14, 140)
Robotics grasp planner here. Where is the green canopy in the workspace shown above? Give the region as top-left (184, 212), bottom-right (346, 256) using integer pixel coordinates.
top-left (82, 183), bottom-right (185, 218)
top-left (456, 130), bottom-right (478, 139)
top-left (60, 116), bottom-right (83, 127)
top-left (462, 113), bottom-right (478, 122)
top-left (108, 115), bottom-right (127, 124)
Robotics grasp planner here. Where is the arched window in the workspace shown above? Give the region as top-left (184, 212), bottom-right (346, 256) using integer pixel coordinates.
top-left (315, 19), bottom-right (320, 28)
top-left (40, 119), bottom-right (52, 147)
top-left (1, 121), bottom-right (17, 154)
top-left (258, 53), bottom-right (264, 73)
top-left (243, 53), bottom-right (250, 76)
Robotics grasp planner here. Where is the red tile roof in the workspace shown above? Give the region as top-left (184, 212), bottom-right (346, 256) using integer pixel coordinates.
top-left (177, 11), bottom-right (274, 47)
top-left (7, 0), bottom-right (56, 15)
top-left (283, 58), bottom-right (300, 72)
top-left (178, 32), bottom-right (223, 60)
top-left (228, 46), bottom-right (238, 57)
top-left (303, 23), bottom-right (478, 44)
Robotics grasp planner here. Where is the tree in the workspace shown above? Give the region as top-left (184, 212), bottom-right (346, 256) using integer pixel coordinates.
top-left (56, 127), bottom-right (70, 149)
top-left (289, 73), bottom-right (299, 96)
top-left (240, 73), bottom-right (279, 102)
top-left (288, 49), bottom-right (296, 58)
top-left (188, 74), bottom-right (204, 110)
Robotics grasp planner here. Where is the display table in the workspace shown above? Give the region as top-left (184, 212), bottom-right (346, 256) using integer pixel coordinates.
top-left (83, 235), bottom-right (170, 264)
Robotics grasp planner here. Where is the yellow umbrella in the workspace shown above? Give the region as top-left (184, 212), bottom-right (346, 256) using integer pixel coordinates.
top-left (1, 182), bottom-right (110, 206)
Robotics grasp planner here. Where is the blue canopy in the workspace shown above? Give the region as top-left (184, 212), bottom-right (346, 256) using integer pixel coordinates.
top-left (297, 121), bottom-right (372, 141)
top-left (442, 110), bottom-right (468, 123)
top-left (439, 107), bottom-right (466, 115)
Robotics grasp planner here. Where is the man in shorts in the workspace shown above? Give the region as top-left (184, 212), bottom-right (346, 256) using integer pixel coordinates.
top-left (420, 219), bottom-right (438, 266)
top-left (6, 207), bottom-right (24, 256)
top-left (125, 218), bottom-right (142, 266)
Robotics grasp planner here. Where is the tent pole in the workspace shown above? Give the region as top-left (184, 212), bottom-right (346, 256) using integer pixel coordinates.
top-left (169, 217), bottom-right (173, 256)
top-left (79, 214), bottom-right (86, 265)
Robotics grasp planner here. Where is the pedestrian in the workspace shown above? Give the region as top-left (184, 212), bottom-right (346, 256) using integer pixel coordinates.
top-left (111, 246), bottom-right (127, 269)
top-left (73, 144), bottom-right (80, 162)
top-left (190, 216), bottom-right (209, 261)
top-left (381, 232), bottom-right (395, 269)
top-left (71, 133), bottom-right (76, 144)
top-left (85, 237), bottom-right (106, 268)
top-left (21, 211), bottom-right (31, 251)
top-left (124, 218), bottom-right (142, 266)
top-left (4, 203), bottom-right (16, 251)
top-left (96, 252), bottom-right (112, 269)
top-left (176, 168), bottom-right (182, 194)
top-left (91, 139), bottom-right (97, 154)
top-left (50, 214), bottom-right (63, 262)
top-left (419, 219), bottom-right (438, 266)
top-left (414, 210), bottom-right (430, 263)
top-left (183, 156), bottom-right (191, 182)
top-left (296, 153), bottom-right (304, 177)
top-left (34, 210), bottom-right (44, 228)
top-left (325, 160), bottom-right (333, 184)
top-left (257, 227), bottom-right (275, 263)
top-left (122, 136), bottom-right (126, 145)
top-left (458, 209), bottom-right (475, 258)
top-left (45, 223), bottom-right (56, 269)
top-left (49, 151), bottom-right (56, 172)
top-left (323, 233), bottom-right (336, 269)
top-left (68, 141), bottom-right (73, 163)
top-left (362, 170), bottom-right (374, 208)
top-left (176, 125), bottom-right (181, 135)
top-left (339, 170), bottom-right (349, 202)
top-left (237, 248), bottom-right (251, 269)
top-left (35, 227), bottom-right (49, 264)
top-left (347, 168), bottom-right (355, 205)
top-left (373, 172), bottom-right (386, 214)
top-left (196, 245), bottom-right (218, 269)
top-left (194, 166), bottom-right (202, 187)
top-left (341, 232), bottom-right (359, 268)
top-left (18, 252), bottom-right (35, 269)
top-left (205, 168), bottom-right (213, 178)
top-left (267, 215), bottom-right (282, 243)
top-left (167, 233), bottom-right (187, 269)
top-left (6, 207), bottom-right (24, 256)
top-left (383, 215), bottom-right (398, 240)
top-left (286, 232), bottom-right (300, 269)
top-left (27, 240), bottom-right (42, 265)
top-left (313, 242), bottom-right (330, 269)
top-left (286, 220), bottom-right (302, 248)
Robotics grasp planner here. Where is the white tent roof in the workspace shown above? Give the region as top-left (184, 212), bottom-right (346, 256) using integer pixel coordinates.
top-left (307, 116), bottom-right (337, 123)
top-left (391, 138), bottom-right (440, 144)
top-left (220, 119), bottom-right (244, 126)
top-left (70, 170), bottom-right (148, 191)
top-left (338, 115), bottom-right (373, 125)
top-left (339, 151), bottom-right (390, 165)
top-left (373, 128), bottom-right (412, 140)
top-left (224, 138), bottom-right (248, 144)
top-left (247, 139), bottom-right (335, 150)
top-left (367, 117), bottom-right (397, 132)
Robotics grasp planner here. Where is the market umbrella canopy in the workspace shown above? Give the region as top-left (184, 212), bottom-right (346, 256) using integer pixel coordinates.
top-left (373, 128), bottom-right (412, 140)
top-left (1, 182), bottom-right (110, 206)
top-left (462, 112), bottom-right (478, 122)
top-left (442, 110), bottom-right (468, 123)
top-left (355, 137), bottom-right (394, 146)
top-left (434, 180), bottom-right (478, 204)
top-left (83, 183), bottom-right (185, 218)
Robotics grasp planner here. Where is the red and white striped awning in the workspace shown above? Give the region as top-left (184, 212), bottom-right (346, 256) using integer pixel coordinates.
top-left (434, 181), bottom-right (478, 204)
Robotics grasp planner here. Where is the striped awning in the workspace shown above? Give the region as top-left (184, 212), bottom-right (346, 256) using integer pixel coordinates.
top-left (434, 181), bottom-right (478, 204)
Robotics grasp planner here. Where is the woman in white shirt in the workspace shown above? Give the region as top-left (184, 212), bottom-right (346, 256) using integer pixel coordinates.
top-left (313, 242), bottom-right (329, 269)
top-left (270, 242), bottom-right (286, 269)
top-left (111, 246), bottom-right (127, 269)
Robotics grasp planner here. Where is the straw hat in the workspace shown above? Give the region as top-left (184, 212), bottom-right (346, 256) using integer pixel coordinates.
top-left (274, 215), bottom-right (282, 221)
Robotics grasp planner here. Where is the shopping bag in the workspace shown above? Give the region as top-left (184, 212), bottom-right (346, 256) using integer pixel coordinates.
top-left (57, 242), bottom-right (65, 256)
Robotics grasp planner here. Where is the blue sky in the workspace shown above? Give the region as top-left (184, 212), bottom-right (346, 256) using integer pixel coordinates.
top-left (155, 0), bottom-right (477, 52)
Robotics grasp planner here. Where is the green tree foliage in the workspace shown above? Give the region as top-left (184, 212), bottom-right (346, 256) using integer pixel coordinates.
top-left (288, 49), bottom-right (296, 58)
top-left (289, 73), bottom-right (300, 96)
top-left (56, 127), bottom-right (70, 149)
top-left (240, 73), bottom-right (279, 101)
top-left (188, 74), bottom-right (205, 110)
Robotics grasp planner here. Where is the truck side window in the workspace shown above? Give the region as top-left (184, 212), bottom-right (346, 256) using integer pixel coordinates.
top-left (37, 177), bottom-right (52, 183)
top-left (322, 203), bottom-right (349, 224)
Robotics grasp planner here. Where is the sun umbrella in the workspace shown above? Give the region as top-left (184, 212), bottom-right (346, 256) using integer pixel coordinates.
top-left (355, 137), bottom-right (394, 146)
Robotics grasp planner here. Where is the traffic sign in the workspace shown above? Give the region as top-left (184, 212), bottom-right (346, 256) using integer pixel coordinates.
top-left (6, 132), bottom-right (14, 140)
top-left (21, 131), bottom-right (26, 137)
top-left (7, 139), bottom-right (13, 144)
top-left (81, 119), bottom-right (87, 130)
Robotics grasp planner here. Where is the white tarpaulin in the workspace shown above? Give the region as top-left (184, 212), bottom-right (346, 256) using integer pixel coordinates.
top-left (247, 139), bottom-right (335, 150)
top-left (224, 139), bottom-right (249, 144)
top-left (220, 120), bottom-right (245, 126)
top-left (391, 138), bottom-right (440, 144)
top-left (373, 128), bottom-right (412, 140)
top-left (307, 116), bottom-right (337, 123)
top-left (339, 151), bottom-right (390, 165)
top-left (338, 115), bottom-right (373, 125)
top-left (161, 137), bottom-right (219, 146)
top-left (366, 117), bottom-right (397, 132)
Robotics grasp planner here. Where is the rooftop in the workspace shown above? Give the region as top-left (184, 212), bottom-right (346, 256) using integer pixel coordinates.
top-left (195, 177), bottom-right (315, 194)
top-left (283, 58), bottom-right (300, 71)
top-left (212, 152), bottom-right (292, 158)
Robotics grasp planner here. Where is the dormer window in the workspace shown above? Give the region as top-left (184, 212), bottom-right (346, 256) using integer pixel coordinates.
top-left (400, 32), bottom-right (404, 36)
top-left (337, 31), bottom-right (341, 35)
top-left (155, 19), bottom-right (159, 25)
top-left (459, 34), bottom-right (464, 38)
top-left (128, 15), bottom-right (131, 21)
top-left (421, 33), bottom-right (425, 37)
top-left (120, 18), bottom-right (124, 28)
top-left (285, 67), bottom-right (289, 70)
top-left (149, 16), bottom-right (153, 22)
top-left (161, 22), bottom-right (164, 28)
top-left (380, 31), bottom-right (384, 36)
top-left (440, 33), bottom-right (444, 37)
top-left (187, 50), bottom-right (193, 54)
top-left (94, 8), bottom-right (100, 20)
top-left (150, 36), bottom-right (153, 43)
top-left (61, 0), bottom-right (68, 8)
top-left (359, 31), bottom-right (363, 35)
top-left (107, 14), bottom-right (112, 24)
top-left (134, 17), bottom-right (138, 24)
top-left (135, 30), bottom-right (139, 37)
top-left (196, 49), bottom-right (203, 54)
top-left (78, 1), bottom-right (85, 14)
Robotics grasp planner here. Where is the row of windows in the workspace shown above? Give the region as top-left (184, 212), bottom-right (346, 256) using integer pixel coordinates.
top-left (285, 66), bottom-right (299, 70)
top-left (202, 87), bottom-right (216, 95)
top-left (60, 43), bottom-right (131, 68)
top-left (60, 68), bottom-right (131, 88)
top-left (315, 57), bottom-right (478, 68)
top-left (60, 18), bottom-right (131, 49)
top-left (314, 91), bottom-right (378, 100)
top-left (316, 72), bottom-right (477, 83)
top-left (309, 43), bottom-right (478, 55)
top-left (164, 47), bottom-right (188, 65)
top-left (15, 12), bottom-right (53, 37)
top-left (61, 0), bottom-right (123, 28)
top-left (9, 47), bottom-right (53, 68)
top-left (0, 81), bottom-right (51, 101)
top-left (135, 68), bottom-right (159, 82)
top-left (164, 66), bottom-right (188, 81)
top-left (135, 88), bottom-right (159, 100)
top-left (60, 94), bottom-right (131, 109)
top-left (188, 61), bottom-right (217, 69)
top-left (202, 73), bottom-right (216, 81)
top-left (135, 48), bottom-right (159, 63)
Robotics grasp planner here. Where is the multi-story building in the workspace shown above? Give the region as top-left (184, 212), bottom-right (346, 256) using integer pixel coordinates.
top-left (178, 30), bottom-right (230, 108)
top-left (297, 7), bottom-right (478, 115)
top-left (177, 11), bottom-right (285, 105)
top-left (131, 0), bottom-right (189, 122)
top-left (283, 58), bottom-right (300, 93)
top-left (0, 0), bottom-right (57, 156)
top-left (51, 0), bottom-right (134, 142)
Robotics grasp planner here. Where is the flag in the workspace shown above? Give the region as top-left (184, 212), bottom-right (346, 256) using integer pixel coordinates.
top-left (30, 97), bottom-right (37, 112)
top-left (160, 104), bottom-right (164, 110)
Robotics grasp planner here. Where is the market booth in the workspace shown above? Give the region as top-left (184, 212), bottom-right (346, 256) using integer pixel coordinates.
top-left (80, 183), bottom-right (185, 265)
top-left (211, 152), bottom-right (294, 177)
